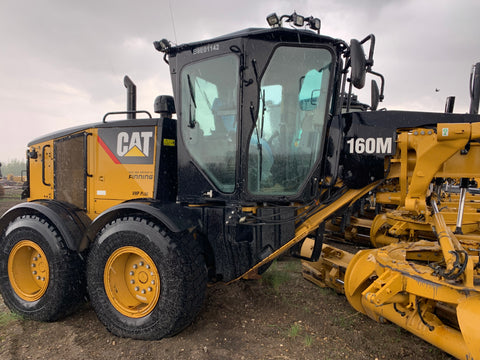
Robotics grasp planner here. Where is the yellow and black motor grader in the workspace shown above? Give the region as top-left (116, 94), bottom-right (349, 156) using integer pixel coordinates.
top-left (1, 11), bottom-right (480, 359)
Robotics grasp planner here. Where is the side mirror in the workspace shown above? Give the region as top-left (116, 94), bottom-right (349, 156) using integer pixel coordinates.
top-left (350, 39), bottom-right (366, 89)
top-left (470, 62), bottom-right (480, 114)
top-left (370, 80), bottom-right (379, 111)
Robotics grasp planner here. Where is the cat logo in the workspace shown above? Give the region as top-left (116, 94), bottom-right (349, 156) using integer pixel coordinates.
top-left (117, 131), bottom-right (153, 157)
top-left (98, 127), bottom-right (155, 164)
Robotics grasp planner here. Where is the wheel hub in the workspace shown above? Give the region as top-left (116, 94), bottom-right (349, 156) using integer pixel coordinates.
top-left (104, 246), bottom-right (160, 318)
top-left (8, 240), bottom-right (50, 301)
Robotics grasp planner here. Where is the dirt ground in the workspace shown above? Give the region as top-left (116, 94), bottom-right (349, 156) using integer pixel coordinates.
top-left (0, 186), bottom-right (453, 360)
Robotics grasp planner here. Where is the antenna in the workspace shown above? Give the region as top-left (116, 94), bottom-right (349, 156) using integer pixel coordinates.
top-left (168, 0), bottom-right (178, 44)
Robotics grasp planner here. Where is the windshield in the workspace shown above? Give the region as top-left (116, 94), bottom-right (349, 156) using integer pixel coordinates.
top-left (248, 46), bottom-right (333, 195)
top-left (181, 54), bottom-right (239, 193)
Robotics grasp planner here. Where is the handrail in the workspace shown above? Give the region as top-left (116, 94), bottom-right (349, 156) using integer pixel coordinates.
top-left (102, 110), bottom-right (152, 123)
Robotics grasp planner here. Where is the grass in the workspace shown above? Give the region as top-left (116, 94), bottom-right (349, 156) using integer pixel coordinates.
top-left (0, 310), bottom-right (21, 328)
top-left (269, 321), bottom-right (315, 348)
top-left (260, 260), bottom-right (292, 292)
top-left (287, 322), bottom-right (314, 347)
top-left (334, 311), bottom-right (361, 328)
top-left (0, 186), bottom-right (22, 202)
top-left (288, 323), bottom-right (301, 338)
top-left (304, 333), bottom-right (313, 346)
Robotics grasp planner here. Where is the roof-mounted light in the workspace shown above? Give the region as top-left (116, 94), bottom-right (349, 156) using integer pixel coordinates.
top-left (266, 12), bottom-right (321, 34)
top-left (266, 13), bottom-right (280, 27)
top-left (291, 12), bottom-right (305, 27)
top-left (153, 39), bottom-right (171, 53)
top-left (307, 17), bottom-right (321, 33)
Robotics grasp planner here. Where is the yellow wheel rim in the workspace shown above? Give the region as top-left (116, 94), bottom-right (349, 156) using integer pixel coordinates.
top-left (8, 240), bottom-right (50, 302)
top-left (104, 246), bottom-right (160, 318)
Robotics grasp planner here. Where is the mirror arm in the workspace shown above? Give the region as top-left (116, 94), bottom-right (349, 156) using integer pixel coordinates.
top-left (336, 59), bottom-right (350, 115)
top-left (346, 80), bottom-right (353, 112)
top-left (360, 34), bottom-right (376, 71)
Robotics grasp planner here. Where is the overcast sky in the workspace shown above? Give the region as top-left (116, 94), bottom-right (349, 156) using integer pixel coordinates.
top-left (1, 0), bottom-right (479, 162)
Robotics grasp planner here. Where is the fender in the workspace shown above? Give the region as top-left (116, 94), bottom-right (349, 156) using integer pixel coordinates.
top-left (85, 200), bottom-right (202, 244)
top-left (0, 200), bottom-right (91, 252)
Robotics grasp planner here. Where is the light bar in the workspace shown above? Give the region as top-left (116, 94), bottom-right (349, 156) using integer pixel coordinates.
top-left (266, 12), bottom-right (321, 34)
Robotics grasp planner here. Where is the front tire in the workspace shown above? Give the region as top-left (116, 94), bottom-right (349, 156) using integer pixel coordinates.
top-left (86, 217), bottom-right (207, 340)
top-left (0, 215), bottom-right (86, 321)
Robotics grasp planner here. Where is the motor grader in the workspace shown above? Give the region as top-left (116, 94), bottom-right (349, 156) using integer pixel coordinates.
top-left (1, 11), bottom-right (480, 358)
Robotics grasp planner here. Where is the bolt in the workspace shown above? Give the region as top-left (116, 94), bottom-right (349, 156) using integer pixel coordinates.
top-left (148, 287), bottom-right (152, 292)
top-left (129, 271), bottom-right (134, 276)
top-left (134, 286), bottom-right (139, 292)
top-left (141, 289), bottom-right (146, 294)
top-left (146, 264), bottom-right (150, 269)
top-left (33, 271), bottom-right (37, 275)
top-left (31, 263), bottom-right (36, 268)
top-left (151, 280), bottom-right (155, 285)
top-left (420, 130), bottom-right (425, 135)
top-left (42, 277), bottom-right (45, 281)
top-left (36, 276), bottom-right (41, 280)
top-left (139, 261), bottom-right (144, 266)
top-left (414, 131), bottom-right (418, 135)
top-left (130, 280), bottom-right (135, 284)
top-left (133, 264), bottom-right (138, 269)
top-left (33, 257), bottom-right (38, 261)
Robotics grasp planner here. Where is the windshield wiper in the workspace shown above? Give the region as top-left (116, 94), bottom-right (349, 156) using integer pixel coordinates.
top-left (249, 99), bottom-right (263, 183)
top-left (187, 74), bottom-right (197, 128)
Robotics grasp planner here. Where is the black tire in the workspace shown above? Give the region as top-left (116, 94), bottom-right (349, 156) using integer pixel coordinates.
top-left (0, 215), bottom-right (86, 321)
top-left (86, 216), bottom-right (207, 340)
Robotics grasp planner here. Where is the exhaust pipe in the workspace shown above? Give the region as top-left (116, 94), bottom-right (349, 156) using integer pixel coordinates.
top-left (470, 62), bottom-right (480, 114)
top-left (124, 75), bottom-right (137, 119)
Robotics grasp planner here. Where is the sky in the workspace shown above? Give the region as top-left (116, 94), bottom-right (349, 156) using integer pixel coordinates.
top-left (1, 0), bottom-right (479, 162)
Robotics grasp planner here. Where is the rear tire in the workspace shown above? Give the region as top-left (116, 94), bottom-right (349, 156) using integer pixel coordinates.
top-left (86, 217), bottom-right (207, 340)
top-left (0, 215), bottom-right (86, 321)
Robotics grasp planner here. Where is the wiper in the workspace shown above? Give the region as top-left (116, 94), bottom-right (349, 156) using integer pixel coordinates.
top-left (187, 74), bottom-right (197, 128)
top-left (251, 59), bottom-right (259, 83)
top-left (249, 96), bottom-right (264, 183)
top-left (248, 60), bottom-right (264, 183)
top-left (260, 89), bottom-right (266, 138)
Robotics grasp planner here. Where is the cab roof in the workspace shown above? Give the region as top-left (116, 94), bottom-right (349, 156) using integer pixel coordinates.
top-left (167, 27), bottom-right (342, 55)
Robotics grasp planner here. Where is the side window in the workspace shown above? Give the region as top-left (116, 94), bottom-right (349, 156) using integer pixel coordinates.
top-left (191, 77), bottom-right (218, 136)
top-left (181, 54), bottom-right (239, 193)
top-left (299, 69), bottom-right (323, 111)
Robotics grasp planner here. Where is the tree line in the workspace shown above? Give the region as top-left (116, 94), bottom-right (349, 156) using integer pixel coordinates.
top-left (0, 159), bottom-right (27, 177)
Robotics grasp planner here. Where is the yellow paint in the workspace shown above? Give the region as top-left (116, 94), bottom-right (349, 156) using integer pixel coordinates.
top-left (28, 127), bottom-right (158, 220)
top-left (302, 123), bottom-right (480, 359)
top-left (104, 246), bottom-right (161, 318)
top-left (8, 240), bottom-right (49, 302)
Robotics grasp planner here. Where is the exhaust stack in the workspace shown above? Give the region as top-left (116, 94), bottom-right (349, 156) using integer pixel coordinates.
top-left (124, 75), bottom-right (137, 119)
